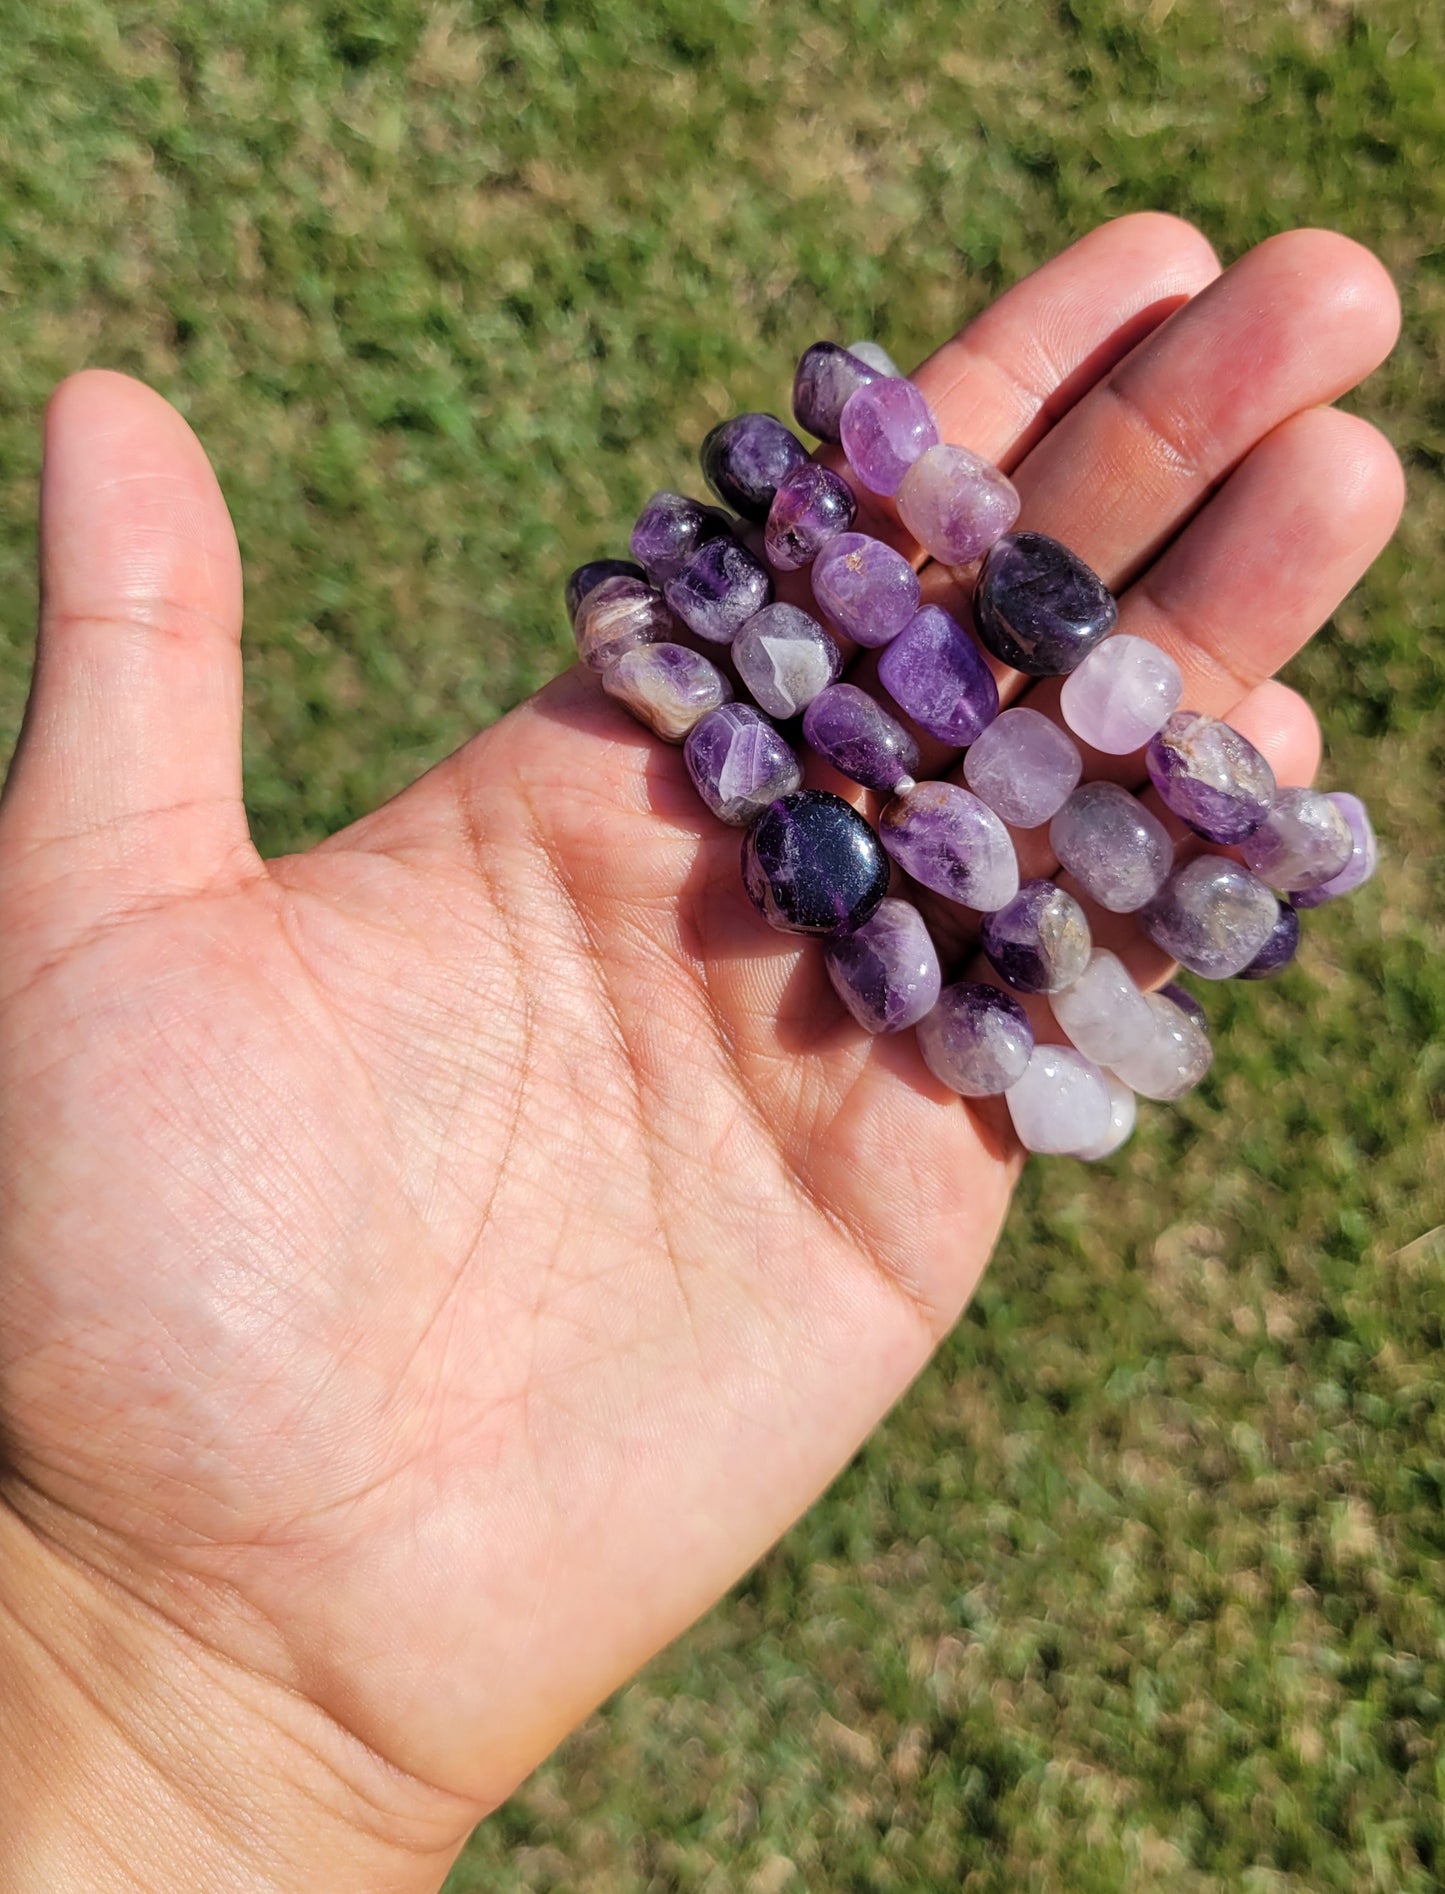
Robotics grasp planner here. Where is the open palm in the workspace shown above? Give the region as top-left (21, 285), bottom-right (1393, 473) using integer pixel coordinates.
top-left (0, 216), bottom-right (1402, 1885)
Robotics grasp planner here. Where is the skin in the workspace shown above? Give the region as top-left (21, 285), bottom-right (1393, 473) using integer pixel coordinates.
top-left (0, 216), bottom-right (1403, 1890)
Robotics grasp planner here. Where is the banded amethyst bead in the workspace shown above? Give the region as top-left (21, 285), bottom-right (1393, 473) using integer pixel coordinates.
top-left (664, 536), bottom-right (773, 644)
top-left (733, 604), bottom-right (843, 719)
top-left (602, 642), bottom-right (732, 743)
top-left (877, 604), bottom-right (999, 747)
top-left (1145, 711), bottom-right (1276, 843)
top-left (973, 533), bottom-right (1118, 676)
top-left (839, 379), bottom-right (940, 497)
top-left (980, 881), bottom-right (1092, 995)
top-left (1005, 1045), bottom-right (1113, 1155)
top-left (1073, 1073), bottom-right (1137, 1162)
top-left (1059, 635), bottom-right (1183, 755)
top-left (1159, 981), bottom-right (1208, 1034)
top-left (1049, 781), bottom-right (1173, 913)
top-left (741, 790), bottom-right (890, 937)
top-left (1139, 856), bottom-right (1281, 979)
top-left (1237, 899), bottom-right (1301, 979)
top-left (917, 982), bottom-right (1033, 1097)
top-left (701, 413), bottom-right (810, 522)
top-left (810, 533), bottom-right (920, 647)
top-left (574, 576), bottom-right (675, 672)
top-left (1050, 950), bottom-right (1157, 1065)
top-left (1239, 786), bottom-right (1353, 893)
top-left (566, 557), bottom-right (646, 624)
top-left (824, 898), bottom-right (941, 1034)
top-left (792, 342), bottom-right (882, 444)
top-left (962, 707), bottom-right (1082, 829)
top-left (764, 463), bottom-right (858, 572)
top-left (684, 703), bottom-right (802, 827)
top-left (879, 782), bottom-right (1019, 912)
top-left (895, 444), bottom-right (1020, 567)
top-left (1109, 994), bottom-right (1213, 1102)
top-left (630, 491), bottom-right (731, 584)
top-left (1293, 793), bottom-right (1378, 908)
top-left (802, 683), bottom-right (919, 795)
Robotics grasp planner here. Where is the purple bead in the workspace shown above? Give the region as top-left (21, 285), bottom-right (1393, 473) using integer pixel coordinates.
top-left (917, 981), bottom-right (1034, 1097)
top-left (810, 533), bottom-right (921, 647)
top-left (792, 342), bottom-right (882, 443)
top-left (1145, 711), bottom-right (1276, 843)
top-left (1239, 786), bottom-right (1353, 893)
top-left (683, 704), bottom-right (802, 827)
top-left (573, 575), bottom-right (675, 672)
top-left (1237, 899), bottom-right (1301, 979)
top-left (1293, 794), bottom-right (1378, 908)
top-left (802, 683), bottom-right (920, 795)
top-left (877, 604), bottom-right (1000, 747)
top-left (664, 536), bottom-right (773, 644)
top-left (1139, 855), bottom-right (1281, 979)
top-left (973, 532), bottom-right (1119, 676)
top-left (602, 642), bottom-right (732, 743)
top-left (1059, 634), bottom-right (1183, 755)
top-left (879, 782), bottom-right (1019, 912)
top-left (630, 491), bottom-right (731, 584)
top-left (962, 707), bottom-right (1083, 829)
top-left (741, 790), bottom-right (890, 937)
top-left (824, 898), bottom-right (941, 1034)
top-left (1048, 781), bottom-right (1173, 913)
top-left (733, 604), bottom-right (842, 719)
top-left (1159, 981), bottom-right (1208, 1033)
top-left (839, 379), bottom-right (940, 497)
top-left (895, 444), bottom-right (1020, 566)
top-left (566, 557), bottom-right (646, 624)
top-left (980, 881), bottom-right (1092, 995)
top-left (700, 413), bottom-right (810, 523)
top-left (764, 463), bottom-right (858, 572)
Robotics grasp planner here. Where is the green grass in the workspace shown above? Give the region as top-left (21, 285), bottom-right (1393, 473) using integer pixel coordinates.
top-left (0, 2), bottom-right (1442, 1887)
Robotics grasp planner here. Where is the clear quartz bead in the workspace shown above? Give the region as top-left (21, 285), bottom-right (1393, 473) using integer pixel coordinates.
top-left (1049, 950), bottom-right (1157, 1065)
top-left (1049, 781), bottom-right (1173, 912)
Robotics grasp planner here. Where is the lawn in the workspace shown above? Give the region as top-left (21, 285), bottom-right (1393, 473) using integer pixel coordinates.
top-left (0, 2), bottom-right (1441, 1888)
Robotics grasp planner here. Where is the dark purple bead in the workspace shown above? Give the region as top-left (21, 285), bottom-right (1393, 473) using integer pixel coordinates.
top-left (802, 683), bottom-right (920, 794)
top-left (629, 491), bottom-right (732, 584)
top-left (823, 898), bottom-right (941, 1034)
top-left (764, 463), bottom-right (858, 571)
top-left (1159, 981), bottom-right (1208, 1033)
top-left (1145, 711), bottom-right (1277, 844)
top-left (1237, 900), bottom-right (1301, 980)
top-left (700, 413), bottom-right (810, 523)
top-left (740, 790), bottom-right (891, 937)
top-left (877, 604), bottom-right (1000, 746)
top-left (973, 532), bottom-right (1118, 676)
top-left (792, 342), bottom-right (882, 444)
top-left (566, 557), bottom-right (646, 625)
top-left (664, 536), bottom-right (773, 644)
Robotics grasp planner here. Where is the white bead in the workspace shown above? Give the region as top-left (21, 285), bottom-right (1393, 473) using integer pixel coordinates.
top-left (1109, 993), bottom-right (1213, 1101)
top-left (1072, 1073), bottom-right (1137, 1161)
top-left (1048, 950), bottom-right (1156, 1065)
top-left (1005, 1044), bottom-right (1112, 1155)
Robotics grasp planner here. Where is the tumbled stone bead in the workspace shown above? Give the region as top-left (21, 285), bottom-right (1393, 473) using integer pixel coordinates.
top-left (1073, 1072), bottom-right (1137, 1162)
top-left (1239, 785), bottom-right (1353, 892)
top-left (1059, 635), bottom-right (1183, 755)
top-left (700, 413), bottom-right (810, 522)
top-left (683, 703), bottom-right (802, 827)
top-left (664, 535), bottom-right (773, 645)
top-left (896, 444), bottom-right (1020, 567)
top-left (824, 897), bottom-right (941, 1034)
top-left (846, 339), bottom-right (902, 377)
top-left (1049, 949), bottom-right (1157, 1065)
top-left (973, 532), bottom-right (1118, 676)
top-left (1237, 899), bottom-right (1301, 979)
top-left (602, 642), bottom-right (732, 743)
top-left (630, 491), bottom-right (732, 584)
top-left (1109, 993), bottom-right (1213, 1101)
top-left (877, 604), bottom-right (1000, 747)
top-left (917, 981), bottom-right (1033, 1097)
top-left (764, 463), bottom-right (858, 572)
top-left (802, 683), bottom-right (920, 795)
top-left (879, 782), bottom-right (1019, 912)
top-left (979, 880), bottom-right (1092, 995)
top-left (574, 576), bottom-right (676, 672)
top-left (741, 790), bottom-right (890, 937)
top-left (1145, 710), bottom-right (1276, 843)
top-left (810, 533), bottom-right (921, 648)
top-left (1159, 980), bottom-right (1207, 1034)
top-left (839, 378), bottom-right (940, 497)
top-left (792, 342), bottom-right (882, 443)
top-left (1138, 855), bottom-right (1281, 979)
top-left (1049, 781), bottom-right (1173, 913)
top-left (566, 557), bottom-right (646, 625)
top-left (962, 707), bottom-right (1082, 829)
top-left (1005, 1045), bottom-right (1112, 1156)
top-left (1294, 793), bottom-right (1378, 909)
top-left (733, 604), bottom-right (843, 718)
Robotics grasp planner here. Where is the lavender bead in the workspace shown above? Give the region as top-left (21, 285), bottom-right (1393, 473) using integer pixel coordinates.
top-left (846, 339), bottom-right (902, 377)
top-left (896, 444), bottom-right (1020, 566)
top-left (973, 532), bottom-right (1118, 676)
top-left (1237, 899), bottom-right (1301, 979)
top-left (741, 790), bottom-right (889, 937)
top-left (792, 342), bottom-right (882, 443)
top-left (962, 707), bottom-right (1082, 828)
top-left (1294, 794), bottom-right (1378, 908)
top-left (877, 604), bottom-right (999, 746)
top-left (630, 491), bottom-right (731, 584)
top-left (602, 642), bottom-right (732, 743)
top-left (802, 683), bottom-right (920, 795)
top-left (1005, 1045), bottom-right (1112, 1156)
top-left (1050, 949), bottom-right (1157, 1065)
top-left (733, 604), bottom-right (843, 718)
top-left (979, 881), bottom-right (1091, 995)
top-left (917, 982), bottom-right (1033, 1097)
top-left (839, 378), bottom-right (940, 497)
top-left (566, 557), bottom-right (646, 624)
top-left (1073, 1073), bottom-right (1137, 1162)
top-left (879, 782), bottom-right (1019, 912)
top-left (1139, 856), bottom-right (1281, 979)
top-left (764, 463), bottom-right (858, 571)
top-left (1109, 994), bottom-right (1213, 1102)
top-left (700, 413), bottom-right (810, 522)
top-left (1059, 635), bottom-right (1183, 755)
top-left (1049, 782), bottom-right (1173, 913)
top-left (824, 898), bottom-right (941, 1034)
top-left (1239, 786), bottom-right (1353, 892)
top-left (574, 576), bottom-right (675, 671)
top-left (664, 536), bottom-right (773, 644)
top-left (1159, 981), bottom-right (1207, 1034)
top-left (810, 533), bottom-right (921, 647)
top-left (684, 704), bottom-right (802, 826)
top-left (1145, 711), bottom-right (1276, 843)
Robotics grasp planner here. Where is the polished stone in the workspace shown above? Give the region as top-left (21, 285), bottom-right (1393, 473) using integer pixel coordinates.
top-left (1049, 781), bottom-right (1173, 912)
top-left (1293, 793), bottom-right (1378, 909)
top-left (1158, 981), bottom-right (1208, 1034)
top-left (810, 532), bottom-right (921, 648)
top-left (979, 880), bottom-right (1092, 995)
top-left (741, 790), bottom-right (890, 936)
top-left (574, 575), bottom-right (676, 671)
top-left (700, 412), bottom-right (810, 522)
top-left (602, 642), bottom-right (732, 742)
top-left (973, 532), bottom-right (1118, 676)
top-left (566, 557), bottom-right (646, 624)
top-left (1239, 786), bottom-right (1353, 892)
top-left (1139, 855), bottom-right (1281, 978)
top-left (917, 981), bottom-right (1034, 1097)
top-left (1050, 949), bottom-right (1157, 1065)
top-left (824, 898), bottom-right (941, 1034)
top-left (764, 462), bottom-right (858, 571)
top-left (1236, 899), bottom-right (1302, 979)
top-left (846, 339), bottom-right (903, 377)
top-left (1059, 634), bottom-right (1183, 754)
top-left (895, 443), bottom-right (1020, 566)
top-left (1073, 1072), bottom-right (1138, 1161)
top-left (1145, 710), bottom-right (1276, 843)
top-left (802, 683), bottom-right (920, 794)
top-left (963, 706), bottom-right (1082, 828)
top-left (663, 535), bottom-right (773, 644)
top-left (733, 604), bottom-right (843, 718)
top-left (629, 491), bottom-right (732, 584)
top-left (1109, 993), bottom-right (1213, 1101)
top-left (792, 342), bottom-right (882, 443)
top-left (879, 781), bottom-right (1019, 912)
top-left (1005, 1045), bottom-right (1113, 1155)
top-left (839, 378), bottom-right (940, 496)
top-left (877, 604), bottom-right (999, 746)
top-left (683, 703), bottom-right (802, 826)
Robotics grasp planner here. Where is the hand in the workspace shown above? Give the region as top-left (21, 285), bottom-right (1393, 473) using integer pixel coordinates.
top-left (0, 216), bottom-right (1401, 1891)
